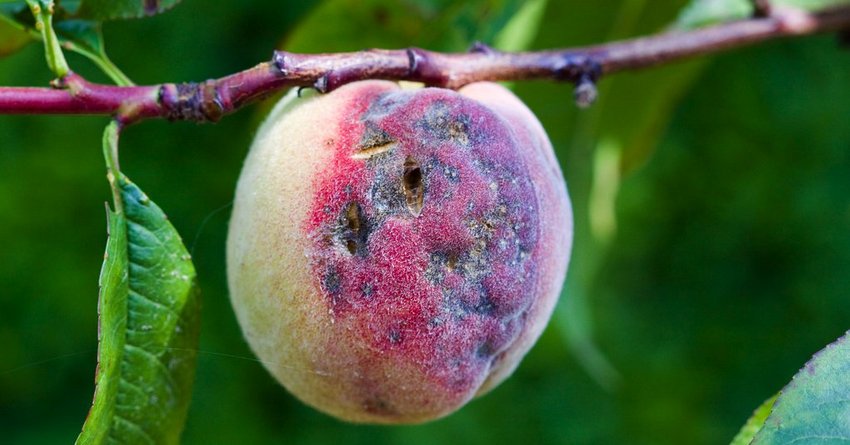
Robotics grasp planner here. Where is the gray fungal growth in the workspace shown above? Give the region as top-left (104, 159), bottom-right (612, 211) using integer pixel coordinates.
top-left (425, 251), bottom-right (459, 284)
top-left (447, 117), bottom-right (470, 146)
top-left (416, 102), bottom-right (473, 147)
top-left (323, 267), bottom-right (341, 295)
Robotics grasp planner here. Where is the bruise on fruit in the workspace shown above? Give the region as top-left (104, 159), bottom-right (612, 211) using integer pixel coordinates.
top-left (304, 85), bottom-right (542, 404)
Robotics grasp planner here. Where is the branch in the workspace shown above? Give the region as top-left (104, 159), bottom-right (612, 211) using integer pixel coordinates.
top-left (1, 5), bottom-right (849, 124)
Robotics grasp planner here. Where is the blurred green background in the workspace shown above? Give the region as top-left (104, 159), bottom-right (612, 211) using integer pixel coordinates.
top-left (2, 0), bottom-right (850, 444)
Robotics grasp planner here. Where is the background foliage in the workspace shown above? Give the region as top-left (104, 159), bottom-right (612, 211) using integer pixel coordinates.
top-left (1, 0), bottom-right (849, 444)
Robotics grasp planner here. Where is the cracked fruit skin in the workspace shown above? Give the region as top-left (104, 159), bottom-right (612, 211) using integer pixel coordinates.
top-left (227, 80), bottom-right (572, 424)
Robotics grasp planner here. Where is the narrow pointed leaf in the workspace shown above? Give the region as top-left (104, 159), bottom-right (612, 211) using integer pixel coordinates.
top-left (492, 0), bottom-right (548, 52)
top-left (751, 331), bottom-right (850, 444)
top-left (78, 124), bottom-right (200, 444)
top-left (678, 0), bottom-right (850, 29)
top-left (0, 2), bottom-right (28, 17)
top-left (729, 395), bottom-right (777, 445)
top-left (0, 14), bottom-right (30, 56)
top-left (78, 206), bottom-right (130, 444)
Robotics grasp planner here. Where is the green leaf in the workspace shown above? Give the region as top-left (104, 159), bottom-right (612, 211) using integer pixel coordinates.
top-left (0, 0), bottom-right (184, 19)
top-left (54, 19), bottom-right (134, 85)
top-left (0, 3), bottom-right (133, 84)
top-left (787, 0), bottom-right (850, 8)
top-left (677, 0), bottom-right (751, 28)
top-left (73, 0), bottom-right (181, 21)
top-left (750, 331), bottom-right (850, 444)
top-left (77, 204), bottom-right (129, 445)
top-left (0, 1), bottom-right (26, 15)
top-left (77, 123), bottom-right (200, 445)
top-left (677, 0), bottom-right (850, 29)
top-left (492, 0), bottom-right (548, 52)
top-left (284, 0), bottom-right (538, 53)
top-left (0, 13), bottom-right (30, 56)
top-left (54, 18), bottom-right (101, 52)
top-left (730, 395), bottom-right (777, 445)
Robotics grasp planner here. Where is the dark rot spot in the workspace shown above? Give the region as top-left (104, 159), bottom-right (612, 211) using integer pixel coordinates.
top-left (424, 251), bottom-right (461, 284)
top-left (445, 252), bottom-right (458, 271)
top-left (443, 164), bottom-right (460, 183)
top-left (418, 102), bottom-right (472, 146)
top-left (338, 202), bottom-right (370, 256)
top-left (388, 329), bottom-right (402, 344)
top-left (323, 267), bottom-right (341, 294)
top-left (345, 203), bottom-right (361, 252)
top-left (448, 118), bottom-right (470, 146)
top-left (473, 291), bottom-right (495, 315)
top-left (306, 85), bottom-right (542, 394)
top-left (402, 157), bottom-right (424, 216)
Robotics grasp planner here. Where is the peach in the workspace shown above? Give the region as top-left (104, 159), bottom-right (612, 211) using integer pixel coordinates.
top-left (226, 80), bottom-right (572, 424)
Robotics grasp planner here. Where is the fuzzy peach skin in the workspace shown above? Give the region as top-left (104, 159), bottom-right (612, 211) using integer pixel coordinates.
top-left (226, 80), bottom-right (572, 424)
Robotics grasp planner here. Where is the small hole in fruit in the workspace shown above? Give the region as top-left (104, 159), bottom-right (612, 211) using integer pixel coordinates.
top-left (402, 157), bottom-right (423, 216)
top-left (346, 202), bottom-right (361, 233)
top-left (342, 202), bottom-right (365, 255)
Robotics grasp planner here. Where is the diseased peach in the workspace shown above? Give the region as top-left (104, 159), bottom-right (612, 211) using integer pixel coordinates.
top-left (227, 80), bottom-right (572, 424)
